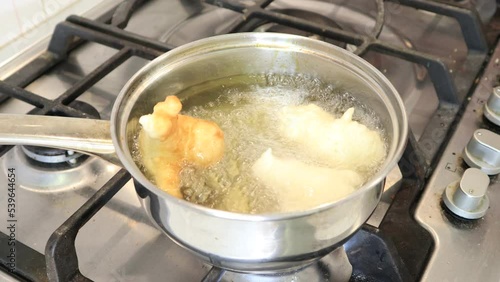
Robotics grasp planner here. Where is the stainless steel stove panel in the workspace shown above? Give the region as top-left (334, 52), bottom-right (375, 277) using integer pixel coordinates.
top-left (76, 181), bottom-right (209, 281)
top-left (0, 146), bottom-right (118, 248)
top-left (416, 41), bottom-right (500, 282)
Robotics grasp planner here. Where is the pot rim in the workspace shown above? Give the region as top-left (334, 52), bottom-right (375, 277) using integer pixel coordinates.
top-left (111, 32), bottom-right (408, 221)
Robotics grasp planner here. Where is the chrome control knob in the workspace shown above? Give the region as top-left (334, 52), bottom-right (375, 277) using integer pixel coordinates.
top-left (484, 86), bottom-right (500, 126)
top-left (443, 168), bottom-right (490, 219)
top-left (463, 129), bottom-right (500, 175)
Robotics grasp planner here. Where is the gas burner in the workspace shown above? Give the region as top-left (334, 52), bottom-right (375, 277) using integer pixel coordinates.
top-left (20, 100), bottom-right (100, 166)
top-left (3, 146), bottom-right (118, 193)
top-left (219, 247), bottom-right (352, 282)
top-left (237, 9), bottom-right (347, 48)
top-left (21, 146), bottom-right (85, 166)
top-left (212, 228), bottom-right (405, 281)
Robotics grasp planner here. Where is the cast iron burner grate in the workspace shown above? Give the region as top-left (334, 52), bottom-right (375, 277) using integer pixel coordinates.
top-left (237, 8), bottom-right (348, 48)
top-left (0, 0), bottom-right (490, 281)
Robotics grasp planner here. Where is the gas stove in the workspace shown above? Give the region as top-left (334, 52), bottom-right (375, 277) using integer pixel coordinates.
top-left (0, 0), bottom-right (499, 281)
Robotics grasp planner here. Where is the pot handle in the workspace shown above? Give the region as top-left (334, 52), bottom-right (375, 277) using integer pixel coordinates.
top-left (0, 114), bottom-right (121, 166)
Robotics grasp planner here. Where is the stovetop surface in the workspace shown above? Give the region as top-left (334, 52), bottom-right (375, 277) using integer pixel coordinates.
top-left (0, 0), bottom-right (498, 281)
top-left (415, 39), bottom-right (500, 282)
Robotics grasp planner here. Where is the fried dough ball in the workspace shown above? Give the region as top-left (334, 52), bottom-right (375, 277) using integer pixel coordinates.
top-left (139, 96), bottom-right (224, 198)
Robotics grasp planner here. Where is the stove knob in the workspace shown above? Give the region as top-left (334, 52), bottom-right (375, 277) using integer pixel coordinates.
top-left (443, 168), bottom-right (490, 219)
top-left (484, 86), bottom-right (500, 126)
top-left (463, 129), bottom-right (500, 175)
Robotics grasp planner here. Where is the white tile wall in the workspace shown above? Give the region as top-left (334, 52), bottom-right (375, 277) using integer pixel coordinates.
top-left (14, 0), bottom-right (46, 37)
top-left (0, 0), bottom-right (120, 72)
top-left (42, 0), bottom-right (79, 18)
top-left (1, 0), bottom-right (75, 48)
top-left (0, 1), bottom-right (23, 48)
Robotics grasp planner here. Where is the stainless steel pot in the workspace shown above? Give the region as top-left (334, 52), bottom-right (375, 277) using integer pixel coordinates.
top-left (0, 33), bottom-right (407, 272)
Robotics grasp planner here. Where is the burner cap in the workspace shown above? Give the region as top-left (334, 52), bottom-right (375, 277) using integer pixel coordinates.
top-left (238, 9), bottom-right (347, 49)
top-left (21, 100), bottom-right (100, 165)
top-left (21, 146), bottom-right (84, 165)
